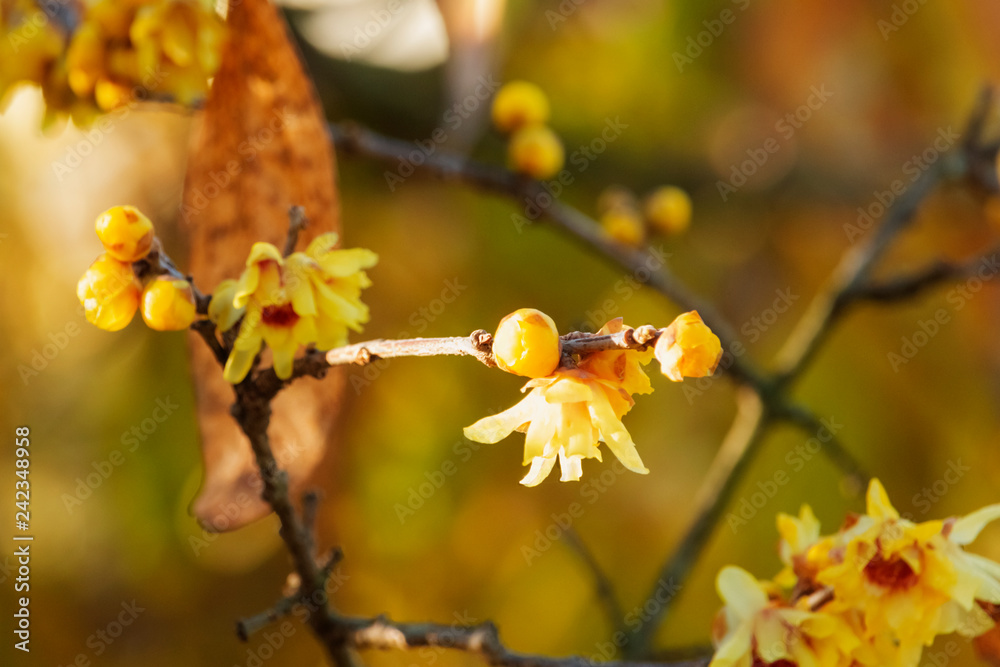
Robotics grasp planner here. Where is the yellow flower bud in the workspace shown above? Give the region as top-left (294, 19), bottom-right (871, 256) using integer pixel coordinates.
top-left (141, 277), bottom-right (198, 331)
top-left (493, 308), bottom-right (561, 378)
top-left (601, 207), bottom-right (645, 247)
top-left (644, 186), bottom-right (692, 236)
top-left (95, 205), bottom-right (154, 262)
top-left (77, 254), bottom-right (141, 331)
top-left (655, 311), bottom-right (722, 382)
top-left (208, 279), bottom-right (245, 332)
top-left (491, 81), bottom-right (550, 133)
top-left (508, 125), bottom-right (564, 180)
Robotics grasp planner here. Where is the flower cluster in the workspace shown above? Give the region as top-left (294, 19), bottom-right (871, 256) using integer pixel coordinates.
top-left (212, 234), bottom-right (378, 384)
top-left (597, 184), bottom-right (692, 247)
top-left (1, 0), bottom-right (225, 127)
top-left (710, 479), bottom-right (1000, 667)
top-left (491, 81), bottom-right (565, 180)
top-left (465, 309), bottom-right (722, 486)
top-left (77, 205), bottom-right (198, 332)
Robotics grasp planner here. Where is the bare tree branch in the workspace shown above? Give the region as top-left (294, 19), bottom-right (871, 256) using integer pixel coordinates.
top-left (563, 528), bottom-right (626, 638)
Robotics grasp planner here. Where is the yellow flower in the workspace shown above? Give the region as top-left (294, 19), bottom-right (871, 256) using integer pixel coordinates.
top-left (95, 205), bottom-right (154, 262)
top-left (816, 479), bottom-right (999, 653)
top-left (491, 80), bottom-right (549, 133)
top-left (141, 276), bottom-right (197, 331)
top-left (77, 253), bottom-right (142, 331)
top-left (601, 206), bottom-right (645, 247)
top-left (644, 186), bottom-right (692, 236)
top-left (492, 308), bottom-right (562, 378)
top-left (710, 566), bottom-right (859, 667)
top-left (775, 504), bottom-right (839, 590)
top-left (222, 234), bottom-right (377, 383)
top-left (577, 317), bottom-right (654, 417)
top-left (654, 310), bottom-right (723, 381)
top-left (464, 369), bottom-right (648, 487)
top-left (508, 124), bottom-right (564, 180)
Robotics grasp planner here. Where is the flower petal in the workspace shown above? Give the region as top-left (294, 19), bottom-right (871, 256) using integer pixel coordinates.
top-left (588, 391), bottom-right (648, 474)
top-left (866, 478), bottom-right (899, 520)
top-left (558, 451), bottom-right (584, 482)
top-left (949, 504), bottom-right (1000, 545)
top-left (716, 566), bottom-right (768, 618)
top-left (464, 392), bottom-right (542, 444)
top-left (520, 456), bottom-right (557, 487)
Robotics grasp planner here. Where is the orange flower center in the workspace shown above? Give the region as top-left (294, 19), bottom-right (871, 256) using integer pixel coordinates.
top-left (262, 303), bottom-right (299, 328)
top-left (752, 656), bottom-right (796, 667)
top-left (864, 552), bottom-right (918, 590)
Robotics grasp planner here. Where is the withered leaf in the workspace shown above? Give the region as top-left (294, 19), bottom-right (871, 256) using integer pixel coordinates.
top-left (182, 0), bottom-right (342, 531)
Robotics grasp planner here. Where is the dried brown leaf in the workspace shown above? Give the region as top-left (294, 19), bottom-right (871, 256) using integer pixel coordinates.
top-left (182, 0), bottom-right (342, 531)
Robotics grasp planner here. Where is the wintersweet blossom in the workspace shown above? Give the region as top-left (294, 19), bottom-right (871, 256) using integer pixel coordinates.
top-left (710, 566), bottom-right (859, 667)
top-left (222, 233), bottom-right (377, 383)
top-left (655, 311), bottom-right (722, 381)
top-left (464, 368), bottom-right (648, 486)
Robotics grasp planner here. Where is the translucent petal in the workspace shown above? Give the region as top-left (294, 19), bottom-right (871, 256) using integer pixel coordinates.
top-left (464, 392), bottom-right (542, 444)
top-left (318, 248), bottom-right (379, 277)
top-left (950, 504), bottom-right (1000, 545)
top-left (304, 232), bottom-right (340, 258)
top-left (542, 376), bottom-right (593, 404)
top-left (520, 456), bottom-right (557, 487)
top-left (716, 566), bottom-right (768, 619)
top-left (588, 391), bottom-right (648, 474)
top-left (558, 451), bottom-right (583, 482)
top-left (523, 403), bottom-right (558, 464)
top-left (224, 346), bottom-right (258, 384)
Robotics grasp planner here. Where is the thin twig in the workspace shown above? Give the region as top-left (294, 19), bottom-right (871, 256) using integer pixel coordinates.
top-left (324, 614), bottom-right (710, 667)
top-left (329, 122), bottom-right (767, 392)
top-left (562, 528), bottom-right (626, 638)
top-left (284, 206), bottom-right (308, 256)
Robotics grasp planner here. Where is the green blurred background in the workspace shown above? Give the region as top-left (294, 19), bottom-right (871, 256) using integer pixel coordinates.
top-left (3, 0), bottom-right (1000, 665)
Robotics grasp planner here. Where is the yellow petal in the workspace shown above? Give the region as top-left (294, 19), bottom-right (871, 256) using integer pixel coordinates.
top-left (520, 456), bottom-right (557, 487)
top-left (588, 391), bottom-right (648, 474)
top-left (950, 504), bottom-right (1000, 545)
top-left (558, 451), bottom-right (584, 482)
top-left (543, 376), bottom-right (593, 403)
top-left (866, 478), bottom-right (900, 520)
top-left (464, 392), bottom-right (542, 444)
top-left (224, 346), bottom-right (258, 384)
top-left (716, 566), bottom-right (768, 618)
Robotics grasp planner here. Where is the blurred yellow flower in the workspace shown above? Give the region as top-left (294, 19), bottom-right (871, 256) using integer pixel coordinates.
top-left (817, 479), bottom-right (1000, 655)
top-left (710, 566), bottom-right (859, 667)
top-left (77, 253), bottom-right (142, 331)
top-left (464, 368), bottom-right (648, 487)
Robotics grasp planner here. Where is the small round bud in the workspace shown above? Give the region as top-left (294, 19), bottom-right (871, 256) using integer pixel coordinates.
top-left (77, 253), bottom-right (141, 331)
top-left (508, 125), bottom-right (564, 180)
top-left (644, 186), bottom-right (692, 236)
top-left (95, 205), bottom-right (154, 262)
top-left (491, 81), bottom-right (550, 133)
top-left (601, 207), bottom-right (645, 247)
top-left (141, 277), bottom-right (198, 331)
top-left (493, 308), bottom-right (561, 378)
top-left (655, 311), bottom-right (722, 382)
